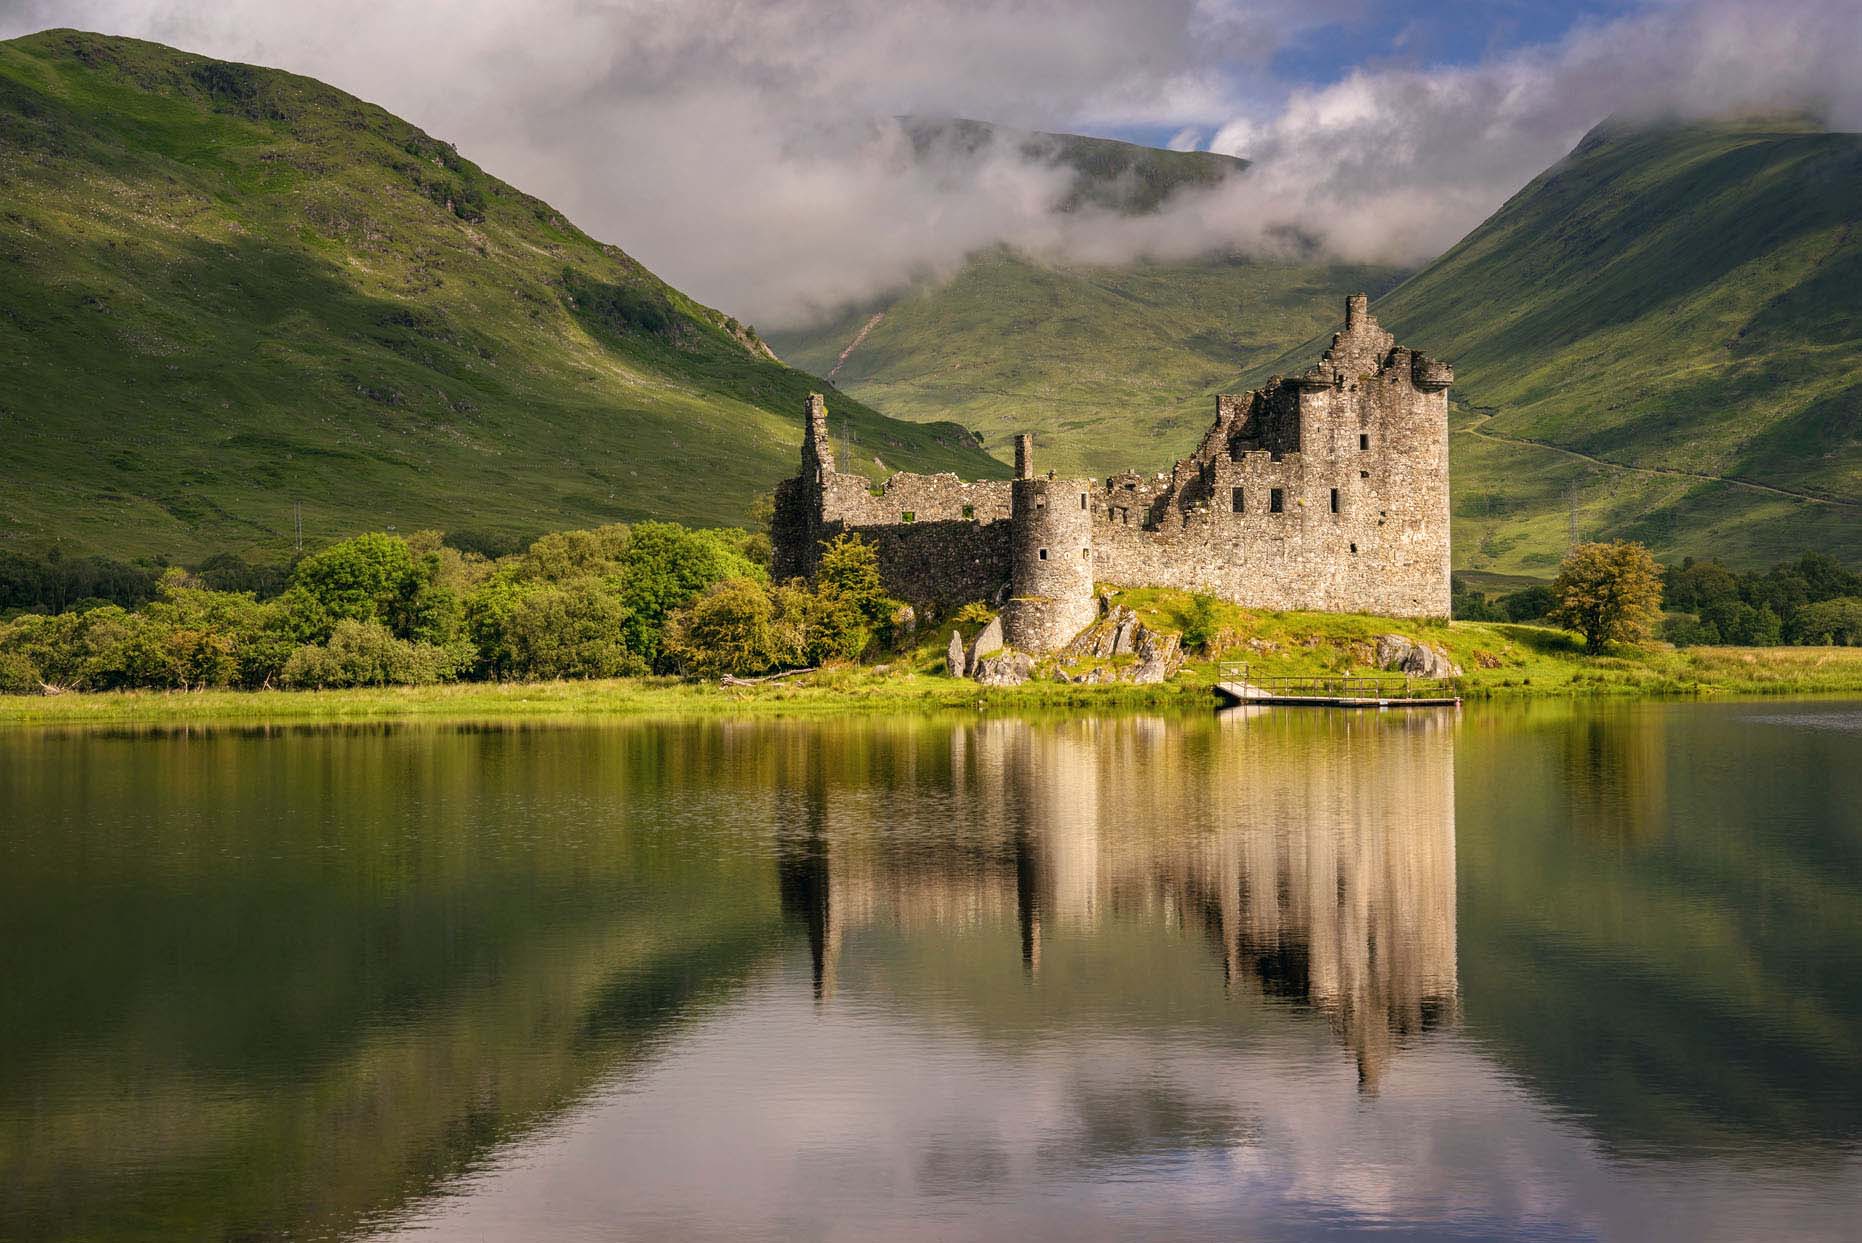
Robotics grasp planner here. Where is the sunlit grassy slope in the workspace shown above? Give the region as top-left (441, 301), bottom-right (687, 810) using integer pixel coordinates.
top-left (1364, 117), bottom-right (1862, 572)
top-left (0, 30), bottom-right (1002, 561)
top-left (767, 249), bottom-right (1406, 478)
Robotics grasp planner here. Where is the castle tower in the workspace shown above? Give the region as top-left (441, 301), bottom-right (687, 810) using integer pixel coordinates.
top-left (1003, 435), bottom-right (1099, 651)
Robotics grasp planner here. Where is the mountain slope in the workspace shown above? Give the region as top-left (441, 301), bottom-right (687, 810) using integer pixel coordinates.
top-left (1367, 117), bottom-right (1862, 571)
top-left (0, 30), bottom-right (1001, 561)
top-left (769, 250), bottom-right (1406, 477)
top-left (767, 116), bottom-right (1402, 478)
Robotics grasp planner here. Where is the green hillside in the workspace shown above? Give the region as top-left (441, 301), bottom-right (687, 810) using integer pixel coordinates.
top-left (1367, 117), bottom-right (1862, 572)
top-left (767, 249), bottom-right (1405, 477)
top-left (0, 30), bottom-right (1000, 562)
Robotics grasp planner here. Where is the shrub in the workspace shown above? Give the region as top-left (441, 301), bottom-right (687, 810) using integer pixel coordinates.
top-left (1500, 584), bottom-right (1554, 621)
top-left (1180, 592), bottom-right (1222, 652)
top-left (1790, 596), bottom-right (1862, 645)
top-left (812, 533), bottom-right (904, 654)
top-left (289, 533), bottom-right (426, 632)
top-left (1661, 615), bottom-right (1720, 647)
top-left (618, 522), bottom-right (764, 666)
top-left (0, 650), bottom-right (40, 695)
top-left (467, 578), bottom-right (642, 681)
top-left (663, 577), bottom-right (783, 677)
top-left (281, 620), bottom-right (459, 689)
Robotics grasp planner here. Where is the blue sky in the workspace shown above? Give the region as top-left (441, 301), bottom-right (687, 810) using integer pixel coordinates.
top-left (1276, 0), bottom-right (1634, 77)
top-left (1108, 0), bottom-right (1642, 149)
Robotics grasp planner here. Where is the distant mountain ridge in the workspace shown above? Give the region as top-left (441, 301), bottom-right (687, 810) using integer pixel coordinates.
top-left (0, 29), bottom-right (1002, 560)
top-left (899, 116), bottom-right (1248, 215)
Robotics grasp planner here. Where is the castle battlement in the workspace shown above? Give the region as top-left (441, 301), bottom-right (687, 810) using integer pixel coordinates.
top-left (772, 295), bottom-right (1453, 649)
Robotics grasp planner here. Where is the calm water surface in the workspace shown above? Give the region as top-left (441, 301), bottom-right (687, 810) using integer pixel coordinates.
top-left (2, 700), bottom-right (1859, 1241)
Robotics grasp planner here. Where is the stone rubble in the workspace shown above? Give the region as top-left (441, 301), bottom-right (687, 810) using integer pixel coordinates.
top-left (1375, 633), bottom-right (1462, 678)
top-left (971, 650), bottom-right (1034, 687)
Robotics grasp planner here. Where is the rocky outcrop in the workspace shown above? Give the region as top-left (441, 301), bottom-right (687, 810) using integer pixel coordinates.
top-left (945, 630), bottom-right (967, 678)
top-left (1065, 605), bottom-right (1144, 659)
top-left (972, 650), bottom-right (1034, 687)
top-left (967, 616), bottom-right (1004, 669)
top-left (1376, 634), bottom-right (1462, 678)
top-left (1130, 629), bottom-right (1183, 684)
top-left (1058, 605), bottom-right (1185, 684)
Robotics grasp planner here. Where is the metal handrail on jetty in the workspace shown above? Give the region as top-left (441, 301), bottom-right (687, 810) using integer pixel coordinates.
top-left (1213, 663), bottom-right (1461, 709)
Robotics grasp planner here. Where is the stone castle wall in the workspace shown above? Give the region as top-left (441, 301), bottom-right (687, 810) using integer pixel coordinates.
top-left (771, 297), bottom-right (1453, 646)
top-left (771, 395), bottom-right (1016, 610)
top-left (1089, 297), bottom-right (1451, 616)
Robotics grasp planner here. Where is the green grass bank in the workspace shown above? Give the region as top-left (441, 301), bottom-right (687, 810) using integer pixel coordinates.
top-left (6, 610), bottom-right (1858, 728)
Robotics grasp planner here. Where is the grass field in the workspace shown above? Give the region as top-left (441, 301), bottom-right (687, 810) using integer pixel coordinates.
top-left (0, 30), bottom-right (1002, 563)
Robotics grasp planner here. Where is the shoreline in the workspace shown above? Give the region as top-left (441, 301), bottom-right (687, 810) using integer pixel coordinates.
top-left (4, 644), bottom-right (1859, 728)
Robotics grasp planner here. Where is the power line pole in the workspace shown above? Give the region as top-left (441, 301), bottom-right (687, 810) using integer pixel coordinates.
top-left (294, 501), bottom-right (302, 552)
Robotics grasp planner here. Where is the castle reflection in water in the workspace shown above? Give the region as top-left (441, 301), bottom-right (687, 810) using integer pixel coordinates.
top-left (777, 709), bottom-right (1459, 1088)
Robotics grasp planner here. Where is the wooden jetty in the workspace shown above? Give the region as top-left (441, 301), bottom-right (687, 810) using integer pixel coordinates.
top-left (1213, 663), bottom-right (1460, 709)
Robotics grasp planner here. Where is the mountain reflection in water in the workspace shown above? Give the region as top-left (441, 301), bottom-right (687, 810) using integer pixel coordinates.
top-left (2, 702), bottom-right (1858, 1242)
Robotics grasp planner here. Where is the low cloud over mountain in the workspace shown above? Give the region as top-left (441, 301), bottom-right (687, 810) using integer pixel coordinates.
top-left (11, 0), bottom-right (1860, 326)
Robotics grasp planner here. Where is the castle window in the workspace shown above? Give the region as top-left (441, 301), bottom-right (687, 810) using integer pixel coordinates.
top-left (1123, 482), bottom-right (1136, 491)
top-left (1360, 470), bottom-right (1370, 479)
top-left (962, 504), bottom-right (974, 520)
top-left (1330, 488), bottom-right (1340, 514)
top-left (1038, 548), bottom-right (1048, 560)
top-left (1081, 548), bottom-right (1090, 560)
top-left (901, 511), bottom-right (915, 523)
top-left (1269, 488), bottom-right (1284, 513)
top-left (1079, 493), bottom-right (1087, 509)
top-left (1360, 433), bottom-right (1370, 451)
top-left (1231, 486), bottom-right (1244, 514)
top-left (1350, 542), bottom-right (1358, 554)
top-left (1036, 496), bottom-right (1046, 510)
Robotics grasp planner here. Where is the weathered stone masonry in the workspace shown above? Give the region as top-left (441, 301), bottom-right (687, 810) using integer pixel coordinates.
top-left (772, 295), bottom-right (1453, 650)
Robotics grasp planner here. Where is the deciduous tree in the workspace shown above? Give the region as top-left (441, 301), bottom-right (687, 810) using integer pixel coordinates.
top-left (1549, 541), bottom-right (1664, 653)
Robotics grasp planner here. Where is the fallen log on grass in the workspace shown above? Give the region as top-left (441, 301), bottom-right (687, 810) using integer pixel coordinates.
top-left (718, 666), bottom-right (818, 687)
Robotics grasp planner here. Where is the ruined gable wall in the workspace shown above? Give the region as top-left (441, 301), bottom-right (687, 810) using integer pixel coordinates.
top-left (770, 397), bottom-right (1016, 608)
top-left (779, 471), bottom-right (1013, 610)
top-left (820, 471), bottom-right (1016, 609)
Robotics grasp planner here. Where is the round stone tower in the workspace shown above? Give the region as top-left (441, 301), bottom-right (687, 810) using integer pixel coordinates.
top-left (1004, 434), bottom-right (1099, 652)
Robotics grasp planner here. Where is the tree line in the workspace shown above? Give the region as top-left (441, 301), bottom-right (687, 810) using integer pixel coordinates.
top-left (1454, 549), bottom-right (1862, 648)
top-left (0, 525), bottom-right (904, 695)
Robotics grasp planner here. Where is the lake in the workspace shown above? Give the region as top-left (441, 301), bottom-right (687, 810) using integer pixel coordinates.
top-left (2, 700), bottom-right (1859, 1241)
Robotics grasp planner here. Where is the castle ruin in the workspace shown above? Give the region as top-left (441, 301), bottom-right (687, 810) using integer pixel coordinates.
top-left (772, 295), bottom-right (1453, 649)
